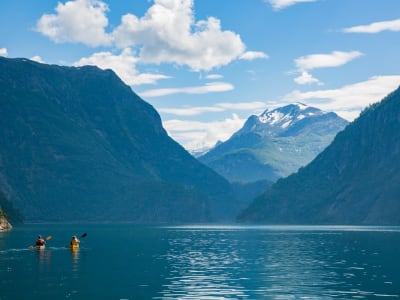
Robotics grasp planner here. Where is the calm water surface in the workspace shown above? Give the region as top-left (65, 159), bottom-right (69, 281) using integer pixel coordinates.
top-left (0, 224), bottom-right (399, 299)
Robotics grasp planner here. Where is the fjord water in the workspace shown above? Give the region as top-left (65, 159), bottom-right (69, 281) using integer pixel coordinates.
top-left (1, 224), bottom-right (399, 299)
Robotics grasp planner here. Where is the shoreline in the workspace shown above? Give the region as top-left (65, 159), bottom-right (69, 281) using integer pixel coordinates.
top-left (0, 216), bottom-right (12, 232)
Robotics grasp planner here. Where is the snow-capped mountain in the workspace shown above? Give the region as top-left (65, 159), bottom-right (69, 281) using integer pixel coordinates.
top-left (198, 103), bottom-right (349, 183)
top-left (237, 103), bottom-right (343, 138)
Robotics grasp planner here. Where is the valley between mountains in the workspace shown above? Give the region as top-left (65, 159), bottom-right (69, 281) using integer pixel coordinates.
top-left (1, 57), bottom-right (399, 225)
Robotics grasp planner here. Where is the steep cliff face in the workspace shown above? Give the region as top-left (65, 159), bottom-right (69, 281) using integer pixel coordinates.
top-left (0, 57), bottom-right (237, 223)
top-left (238, 86), bottom-right (400, 225)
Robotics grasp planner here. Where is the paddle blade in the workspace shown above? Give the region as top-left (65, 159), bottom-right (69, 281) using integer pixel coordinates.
top-left (81, 233), bottom-right (87, 238)
top-left (46, 235), bottom-right (52, 241)
top-left (28, 245), bottom-right (35, 249)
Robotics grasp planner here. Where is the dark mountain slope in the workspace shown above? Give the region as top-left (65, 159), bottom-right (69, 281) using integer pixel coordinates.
top-left (238, 86), bottom-right (400, 225)
top-left (199, 103), bottom-right (348, 182)
top-left (0, 57), bottom-right (235, 222)
top-left (0, 190), bottom-right (23, 224)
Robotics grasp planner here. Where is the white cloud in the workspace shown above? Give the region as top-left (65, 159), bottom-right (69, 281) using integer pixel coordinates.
top-left (163, 114), bottom-right (245, 151)
top-left (0, 48), bottom-right (8, 57)
top-left (239, 51), bottom-right (269, 60)
top-left (112, 0), bottom-right (246, 71)
top-left (266, 0), bottom-right (317, 10)
top-left (343, 18), bottom-right (400, 33)
top-left (159, 101), bottom-right (267, 116)
top-left (74, 48), bottom-right (170, 85)
top-left (160, 101), bottom-right (268, 150)
top-left (295, 51), bottom-right (363, 71)
top-left (285, 75), bottom-right (400, 120)
top-left (216, 101), bottom-right (267, 111)
top-left (205, 74), bottom-right (223, 80)
top-left (30, 56), bottom-right (45, 63)
top-left (294, 71), bottom-right (322, 85)
top-left (139, 82), bottom-right (234, 97)
top-left (292, 50), bottom-right (363, 86)
top-left (36, 0), bottom-right (111, 47)
top-left (37, 0), bottom-right (259, 73)
top-left (160, 106), bottom-right (224, 116)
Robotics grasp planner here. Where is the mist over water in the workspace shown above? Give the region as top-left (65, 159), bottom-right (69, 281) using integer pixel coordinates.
top-left (1, 224), bottom-right (399, 299)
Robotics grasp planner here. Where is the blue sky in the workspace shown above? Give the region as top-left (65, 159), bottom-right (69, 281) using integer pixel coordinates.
top-left (1, 0), bottom-right (400, 151)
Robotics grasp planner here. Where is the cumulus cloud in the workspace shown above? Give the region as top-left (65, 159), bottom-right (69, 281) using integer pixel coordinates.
top-left (112, 0), bottom-right (247, 71)
top-left (0, 48), bottom-right (8, 57)
top-left (159, 101), bottom-right (267, 116)
top-left (285, 75), bottom-right (400, 120)
top-left (36, 0), bottom-right (111, 47)
top-left (30, 56), bottom-right (45, 63)
top-left (74, 48), bottom-right (170, 85)
top-left (343, 18), bottom-right (400, 33)
top-left (139, 82), bottom-right (234, 97)
top-left (163, 114), bottom-right (245, 151)
top-left (36, 0), bottom-right (264, 76)
top-left (294, 71), bottom-right (322, 85)
top-left (266, 0), bottom-right (317, 10)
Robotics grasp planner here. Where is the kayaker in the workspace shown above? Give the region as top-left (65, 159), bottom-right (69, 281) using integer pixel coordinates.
top-left (70, 235), bottom-right (80, 247)
top-left (36, 235), bottom-right (46, 246)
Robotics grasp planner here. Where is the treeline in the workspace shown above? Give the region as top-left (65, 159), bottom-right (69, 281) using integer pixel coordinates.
top-left (0, 190), bottom-right (23, 223)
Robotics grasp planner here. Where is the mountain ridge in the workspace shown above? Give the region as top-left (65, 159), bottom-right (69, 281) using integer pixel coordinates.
top-left (0, 57), bottom-right (237, 223)
top-left (238, 86), bottom-right (400, 225)
top-left (199, 103), bottom-right (348, 183)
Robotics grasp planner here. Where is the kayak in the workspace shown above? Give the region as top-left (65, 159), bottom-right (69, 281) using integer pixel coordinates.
top-left (36, 245), bottom-right (46, 250)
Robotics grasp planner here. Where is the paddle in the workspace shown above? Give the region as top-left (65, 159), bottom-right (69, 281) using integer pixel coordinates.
top-left (28, 235), bottom-right (52, 249)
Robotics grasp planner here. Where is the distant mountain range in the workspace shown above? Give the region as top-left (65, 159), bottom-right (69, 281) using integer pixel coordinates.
top-left (199, 103), bottom-right (348, 182)
top-left (238, 86), bottom-right (400, 225)
top-left (0, 57), bottom-right (239, 223)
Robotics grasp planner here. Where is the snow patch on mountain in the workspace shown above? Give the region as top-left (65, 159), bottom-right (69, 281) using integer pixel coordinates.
top-left (257, 103), bottom-right (328, 129)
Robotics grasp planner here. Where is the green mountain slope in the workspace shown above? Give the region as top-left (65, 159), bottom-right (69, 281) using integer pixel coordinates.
top-left (238, 86), bottom-right (400, 225)
top-left (0, 57), bottom-right (236, 223)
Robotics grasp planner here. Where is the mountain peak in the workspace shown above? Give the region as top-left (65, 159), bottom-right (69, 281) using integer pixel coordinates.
top-left (237, 103), bottom-right (343, 139)
top-left (199, 102), bottom-right (348, 183)
top-left (258, 103), bottom-right (326, 128)
top-left (238, 86), bottom-right (400, 225)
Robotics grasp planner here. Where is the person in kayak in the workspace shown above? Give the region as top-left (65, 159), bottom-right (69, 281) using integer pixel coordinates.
top-left (36, 235), bottom-right (46, 246)
top-left (70, 235), bottom-right (80, 247)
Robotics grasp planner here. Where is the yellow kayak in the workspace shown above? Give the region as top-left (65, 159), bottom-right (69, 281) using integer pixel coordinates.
top-left (36, 245), bottom-right (46, 250)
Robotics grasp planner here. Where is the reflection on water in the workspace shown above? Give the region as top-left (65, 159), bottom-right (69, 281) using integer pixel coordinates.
top-left (160, 231), bottom-right (248, 299)
top-left (158, 227), bottom-right (400, 299)
top-left (36, 248), bottom-right (52, 272)
top-left (0, 225), bottom-right (399, 299)
top-left (70, 247), bottom-right (80, 274)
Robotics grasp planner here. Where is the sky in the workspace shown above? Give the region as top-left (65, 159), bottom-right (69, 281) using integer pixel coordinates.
top-left (1, 0), bottom-right (400, 152)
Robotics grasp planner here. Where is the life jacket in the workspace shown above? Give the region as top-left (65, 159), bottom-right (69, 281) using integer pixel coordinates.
top-left (36, 239), bottom-right (45, 246)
